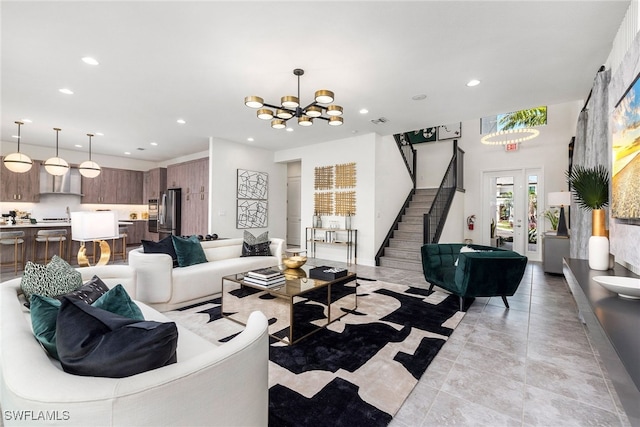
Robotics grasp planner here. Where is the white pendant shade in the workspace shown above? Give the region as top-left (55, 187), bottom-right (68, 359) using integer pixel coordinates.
top-left (315, 90), bottom-right (334, 104)
top-left (44, 157), bottom-right (69, 176)
top-left (257, 109), bottom-right (274, 120)
top-left (305, 106), bottom-right (322, 118)
top-left (328, 116), bottom-right (344, 126)
top-left (79, 160), bottom-right (102, 178)
top-left (298, 116), bottom-right (313, 127)
top-left (3, 152), bottom-right (33, 173)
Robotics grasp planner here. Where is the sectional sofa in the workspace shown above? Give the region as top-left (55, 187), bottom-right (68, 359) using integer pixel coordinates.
top-left (0, 265), bottom-right (269, 426)
top-left (128, 237), bottom-right (284, 311)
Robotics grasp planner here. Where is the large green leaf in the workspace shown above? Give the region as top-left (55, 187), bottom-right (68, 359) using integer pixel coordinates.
top-left (566, 165), bottom-right (609, 211)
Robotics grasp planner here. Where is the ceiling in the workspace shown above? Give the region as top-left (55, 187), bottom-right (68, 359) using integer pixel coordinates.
top-left (1, 1), bottom-right (630, 162)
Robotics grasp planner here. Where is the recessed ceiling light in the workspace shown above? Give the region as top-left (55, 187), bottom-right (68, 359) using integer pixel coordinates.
top-left (466, 79), bottom-right (481, 87)
top-left (150, 142), bottom-right (158, 146)
top-left (286, 127), bottom-right (294, 132)
top-left (124, 151), bottom-right (131, 155)
top-left (82, 57), bottom-right (99, 65)
top-left (74, 144), bottom-right (83, 148)
top-left (177, 119), bottom-right (186, 124)
top-left (411, 94), bottom-right (427, 101)
top-left (59, 88), bottom-right (74, 95)
top-left (95, 132), bottom-right (104, 136)
top-left (247, 137), bottom-right (254, 142)
top-left (359, 109), bottom-right (369, 114)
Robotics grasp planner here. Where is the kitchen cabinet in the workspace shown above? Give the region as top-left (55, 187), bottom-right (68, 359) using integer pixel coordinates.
top-left (121, 221), bottom-right (147, 245)
top-left (167, 158), bottom-right (209, 236)
top-left (1, 158), bottom-right (41, 202)
top-left (82, 167), bottom-right (143, 204)
top-left (143, 167), bottom-right (166, 202)
top-left (116, 169), bottom-right (143, 204)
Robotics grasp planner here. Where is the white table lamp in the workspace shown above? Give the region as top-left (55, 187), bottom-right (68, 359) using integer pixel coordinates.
top-left (71, 211), bottom-right (119, 266)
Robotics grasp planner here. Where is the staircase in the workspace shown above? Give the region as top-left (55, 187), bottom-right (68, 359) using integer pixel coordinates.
top-left (378, 188), bottom-right (437, 272)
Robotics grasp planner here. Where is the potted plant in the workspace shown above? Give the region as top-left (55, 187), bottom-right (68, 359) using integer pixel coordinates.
top-left (566, 164), bottom-right (610, 270)
top-left (543, 209), bottom-right (559, 231)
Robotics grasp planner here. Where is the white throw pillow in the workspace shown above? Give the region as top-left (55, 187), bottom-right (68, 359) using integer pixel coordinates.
top-left (455, 246), bottom-right (477, 266)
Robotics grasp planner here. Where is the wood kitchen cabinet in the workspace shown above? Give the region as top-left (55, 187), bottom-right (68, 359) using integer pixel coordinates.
top-left (82, 167), bottom-right (143, 204)
top-left (167, 157), bottom-right (209, 236)
top-left (0, 158), bottom-right (41, 202)
top-left (122, 221), bottom-right (147, 246)
top-left (143, 167), bottom-right (166, 202)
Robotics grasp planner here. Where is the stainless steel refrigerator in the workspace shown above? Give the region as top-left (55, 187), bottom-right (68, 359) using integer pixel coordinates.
top-left (158, 188), bottom-right (181, 240)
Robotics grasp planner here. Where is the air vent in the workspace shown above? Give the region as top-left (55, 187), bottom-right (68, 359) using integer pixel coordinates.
top-left (136, 147), bottom-right (145, 151)
top-left (371, 117), bottom-right (388, 124)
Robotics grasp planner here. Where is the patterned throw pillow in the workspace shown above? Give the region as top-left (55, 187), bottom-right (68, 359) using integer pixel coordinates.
top-left (20, 255), bottom-right (83, 305)
top-left (242, 231), bottom-right (271, 257)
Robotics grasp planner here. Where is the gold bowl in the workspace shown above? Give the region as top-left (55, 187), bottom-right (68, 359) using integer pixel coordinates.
top-left (282, 255), bottom-right (307, 269)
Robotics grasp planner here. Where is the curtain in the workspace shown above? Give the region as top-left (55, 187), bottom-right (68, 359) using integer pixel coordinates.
top-left (570, 69), bottom-right (611, 259)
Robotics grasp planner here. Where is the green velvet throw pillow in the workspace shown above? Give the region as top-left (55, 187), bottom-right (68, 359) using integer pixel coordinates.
top-left (31, 284), bottom-right (144, 360)
top-left (20, 255), bottom-right (83, 306)
top-left (171, 235), bottom-right (208, 267)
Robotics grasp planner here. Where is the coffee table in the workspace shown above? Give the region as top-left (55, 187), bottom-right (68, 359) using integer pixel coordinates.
top-left (221, 265), bottom-right (357, 345)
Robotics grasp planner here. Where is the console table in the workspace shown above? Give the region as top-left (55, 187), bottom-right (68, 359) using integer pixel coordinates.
top-left (563, 259), bottom-right (640, 426)
top-left (305, 227), bottom-right (357, 264)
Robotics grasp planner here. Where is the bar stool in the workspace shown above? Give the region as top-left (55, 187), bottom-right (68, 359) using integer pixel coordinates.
top-left (0, 230), bottom-right (26, 275)
top-left (33, 229), bottom-right (67, 264)
top-left (111, 226), bottom-right (128, 262)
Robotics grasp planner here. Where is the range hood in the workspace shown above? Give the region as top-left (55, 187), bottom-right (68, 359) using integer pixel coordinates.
top-left (39, 166), bottom-right (83, 196)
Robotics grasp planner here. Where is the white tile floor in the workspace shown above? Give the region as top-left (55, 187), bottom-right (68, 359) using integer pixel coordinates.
top-left (340, 261), bottom-right (632, 427)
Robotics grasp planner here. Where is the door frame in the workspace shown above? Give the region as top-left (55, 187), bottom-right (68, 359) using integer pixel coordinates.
top-left (481, 167), bottom-right (544, 261)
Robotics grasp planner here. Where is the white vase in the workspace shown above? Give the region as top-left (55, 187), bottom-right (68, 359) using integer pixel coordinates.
top-left (588, 235), bottom-right (610, 270)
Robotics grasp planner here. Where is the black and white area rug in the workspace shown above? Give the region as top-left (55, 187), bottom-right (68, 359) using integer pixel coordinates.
top-left (165, 279), bottom-right (468, 427)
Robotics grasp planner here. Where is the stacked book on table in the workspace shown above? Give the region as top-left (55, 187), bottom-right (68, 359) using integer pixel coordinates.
top-left (244, 268), bottom-right (286, 287)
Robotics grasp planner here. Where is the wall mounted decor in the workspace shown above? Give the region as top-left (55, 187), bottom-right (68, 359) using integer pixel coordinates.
top-left (335, 191), bottom-right (356, 216)
top-left (399, 127), bottom-right (437, 144)
top-left (237, 169), bottom-right (268, 200)
top-left (314, 166), bottom-right (334, 190)
top-left (314, 192), bottom-right (333, 216)
top-left (438, 123), bottom-right (462, 140)
top-left (335, 162), bottom-right (356, 188)
top-left (237, 199), bottom-right (268, 228)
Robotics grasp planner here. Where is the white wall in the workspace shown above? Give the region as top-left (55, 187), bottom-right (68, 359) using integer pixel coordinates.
top-left (208, 137), bottom-right (287, 241)
top-left (276, 132), bottom-right (411, 266)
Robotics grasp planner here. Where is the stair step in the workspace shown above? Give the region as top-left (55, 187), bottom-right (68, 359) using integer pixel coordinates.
top-left (392, 230), bottom-right (421, 241)
top-left (389, 239), bottom-right (423, 250)
top-left (379, 257), bottom-right (423, 272)
top-left (397, 222), bottom-right (422, 233)
top-left (384, 247), bottom-right (421, 261)
top-left (405, 207), bottom-right (431, 216)
top-left (408, 202), bottom-right (432, 209)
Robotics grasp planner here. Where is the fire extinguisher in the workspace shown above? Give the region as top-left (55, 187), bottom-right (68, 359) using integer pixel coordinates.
top-left (467, 215), bottom-right (476, 231)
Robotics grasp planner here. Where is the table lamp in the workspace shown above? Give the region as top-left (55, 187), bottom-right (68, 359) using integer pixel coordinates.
top-left (547, 191), bottom-right (572, 237)
top-left (71, 211), bottom-right (119, 266)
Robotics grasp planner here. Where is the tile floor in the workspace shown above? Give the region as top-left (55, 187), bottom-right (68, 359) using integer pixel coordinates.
top-left (338, 260), bottom-right (632, 427)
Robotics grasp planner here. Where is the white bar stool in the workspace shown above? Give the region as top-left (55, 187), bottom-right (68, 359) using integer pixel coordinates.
top-left (33, 229), bottom-right (67, 264)
top-left (0, 230), bottom-right (26, 275)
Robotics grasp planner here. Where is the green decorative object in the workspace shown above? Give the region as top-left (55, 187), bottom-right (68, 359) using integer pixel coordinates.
top-left (566, 165), bottom-right (609, 212)
top-left (544, 210), bottom-right (559, 231)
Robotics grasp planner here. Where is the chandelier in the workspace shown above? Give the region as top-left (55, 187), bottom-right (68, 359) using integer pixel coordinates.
top-left (481, 128), bottom-right (539, 145)
top-left (44, 127), bottom-right (70, 176)
top-left (78, 133), bottom-right (101, 178)
top-left (244, 68), bottom-right (343, 129)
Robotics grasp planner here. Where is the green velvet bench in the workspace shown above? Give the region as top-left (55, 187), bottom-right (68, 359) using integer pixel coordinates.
top-left (421, 243), bottom-right (528, 311)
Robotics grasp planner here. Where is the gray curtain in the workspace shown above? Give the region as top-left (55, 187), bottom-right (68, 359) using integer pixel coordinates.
top-left (570, 69), bottom-right (611, 259)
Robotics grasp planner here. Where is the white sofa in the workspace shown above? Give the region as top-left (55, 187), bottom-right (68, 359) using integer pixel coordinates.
top-left (0, 265), bottom-right (269, 427)
top-left (128, 237), bottom-right (284, 311)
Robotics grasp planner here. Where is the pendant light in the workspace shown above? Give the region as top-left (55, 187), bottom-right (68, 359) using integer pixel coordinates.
top-left (44, 127), bottom-right (70, 176)
top-left (3, 121), bottom-right (33, 173)
top-left (78, 133), bottom-right (101, 178)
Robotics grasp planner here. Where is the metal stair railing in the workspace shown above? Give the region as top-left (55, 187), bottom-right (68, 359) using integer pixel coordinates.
top-left (423, 140), bottom-right (464, 244)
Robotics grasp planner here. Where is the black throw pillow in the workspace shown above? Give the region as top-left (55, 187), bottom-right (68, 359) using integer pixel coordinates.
top-left (55, 275), bottom-right (109, 304)
top-left (241, 241), bottom-right (272, 257)
top-left (142, 236), bottom-right (178, 267)
top-left (56, 297), bottom-right (178, 378)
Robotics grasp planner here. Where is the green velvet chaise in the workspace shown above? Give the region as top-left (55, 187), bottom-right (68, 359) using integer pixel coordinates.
top-left (421, 243), bottom-right (528, 311)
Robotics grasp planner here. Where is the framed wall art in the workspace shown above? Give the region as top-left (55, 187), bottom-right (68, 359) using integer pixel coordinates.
top-left (237, 169), bottom-right (268, 200)
top-left (237, 199), bottom-right (268, 228)
top-left (438, 123), bottom-right (462, 140)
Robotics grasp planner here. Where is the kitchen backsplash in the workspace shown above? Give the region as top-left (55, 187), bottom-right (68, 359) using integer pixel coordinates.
top-left (0, 194), bottom-right (147, 222)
